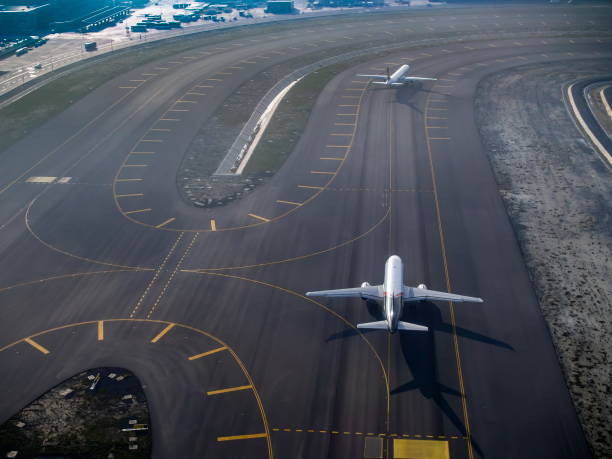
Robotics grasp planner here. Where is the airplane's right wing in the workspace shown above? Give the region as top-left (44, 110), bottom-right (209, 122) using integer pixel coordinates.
top-left (403, 76), bottom-right (438, 81)
top-left (306, 285), bottom-right (382, 301)
top-left (356, 74), bottom-right (388, 79)
top-left (404, 286), bottom-right (483, 303)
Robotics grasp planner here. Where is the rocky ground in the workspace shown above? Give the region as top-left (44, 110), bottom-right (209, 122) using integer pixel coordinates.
top-left (475, 60), bottom-right (612, 458)
top-left (0, 367), bottom-right (151, 459)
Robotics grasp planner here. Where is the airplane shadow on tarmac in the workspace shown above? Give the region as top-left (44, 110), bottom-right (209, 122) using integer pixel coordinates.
top-left (327, 299), bottom-right (510, 456)
top-left (393, 84), bottom-right (451, 114)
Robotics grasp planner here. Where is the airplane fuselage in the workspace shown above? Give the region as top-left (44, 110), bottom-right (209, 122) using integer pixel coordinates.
top-left (383, 255), bottom-right (404, 333)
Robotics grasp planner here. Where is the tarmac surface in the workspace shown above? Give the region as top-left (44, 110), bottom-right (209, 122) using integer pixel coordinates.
top-left (1, 5), bottom-right (611, 459)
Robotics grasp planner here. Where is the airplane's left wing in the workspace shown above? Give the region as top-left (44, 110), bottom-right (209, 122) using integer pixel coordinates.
top-left (306, 285), bottom-right (382, 301)
top-left (356, 74), bottom-right (388, 79)
top-left (404, 286), bottom-right (483, 303)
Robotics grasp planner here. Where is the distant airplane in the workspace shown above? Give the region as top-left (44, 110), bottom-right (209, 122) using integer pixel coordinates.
top-left (357, 64), bottom-right (437, 87)
top-left (306, 255), bottom-right (483, 333)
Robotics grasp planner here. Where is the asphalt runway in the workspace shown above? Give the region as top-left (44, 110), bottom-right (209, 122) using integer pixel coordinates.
top-left (1, 4), bottom-right (611, 459)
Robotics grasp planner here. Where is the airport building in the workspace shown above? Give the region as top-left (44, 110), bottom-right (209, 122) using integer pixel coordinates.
top-left (265, 1), bottom-right (295, 14)
top-left (0, 4), bottom-right (51, 34)
top-left (0, 0), bottom-right (129, 34)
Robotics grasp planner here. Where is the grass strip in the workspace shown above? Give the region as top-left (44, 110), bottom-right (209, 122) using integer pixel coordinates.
top-left (244, 61), bottom-right (356, 175)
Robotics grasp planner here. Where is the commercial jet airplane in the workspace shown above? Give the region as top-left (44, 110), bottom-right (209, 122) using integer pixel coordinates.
top-left (306, 255), bottom-right (483, 333)
top-left (357, 64), bottom-right (437, 87)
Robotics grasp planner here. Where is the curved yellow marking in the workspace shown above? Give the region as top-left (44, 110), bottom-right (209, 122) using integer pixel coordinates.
top-left (0, 269), bottom-right (148, 294)
top-left (25, 198), bottom-right (154, 271)
top-left (111, 79), bottom-right (369, 233)
top-left (0, 319), bottom-right (273, 459)
top-left (183, 270), bottom-right (390, 423)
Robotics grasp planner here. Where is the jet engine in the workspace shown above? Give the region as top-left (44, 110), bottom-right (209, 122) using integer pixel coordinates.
top-left (417, 284), bottom-right (427, 290)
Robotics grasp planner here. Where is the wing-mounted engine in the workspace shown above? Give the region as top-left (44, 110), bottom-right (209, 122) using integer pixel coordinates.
top-left (361, 282), bottom-right (371, 300)
top-left (417, 284), bottom-right (427, 290)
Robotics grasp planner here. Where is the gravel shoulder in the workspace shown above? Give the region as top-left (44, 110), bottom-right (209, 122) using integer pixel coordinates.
top-left (475, 60), bottom-right (612, 458)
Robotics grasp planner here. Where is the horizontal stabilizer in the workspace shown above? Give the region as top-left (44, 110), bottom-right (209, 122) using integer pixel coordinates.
top-left (397, 321), bottom-right (428, 332)
top-left (357, 320), bottom-right (389, 330)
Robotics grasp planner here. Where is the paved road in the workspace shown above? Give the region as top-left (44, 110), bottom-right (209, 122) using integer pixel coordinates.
top-left (1, 5), bottom-right (610, 459)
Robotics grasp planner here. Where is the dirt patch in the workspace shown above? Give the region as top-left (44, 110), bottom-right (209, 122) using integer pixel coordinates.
top-left (0, 367), bottom-right (152, 459)
top-left (475, 60), bottom-right (612, 458)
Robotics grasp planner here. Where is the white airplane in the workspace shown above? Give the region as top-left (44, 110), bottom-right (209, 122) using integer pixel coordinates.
top-left (306, 255), bottom-right (483, 333)
top-left (357, 64), bottom-right (437, 87)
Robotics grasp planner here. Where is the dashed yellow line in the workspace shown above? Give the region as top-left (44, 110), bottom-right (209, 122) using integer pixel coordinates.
top-left (116, 193), bottom-right (144, 198)
top-left (24, 338), bottom-right (49, 354)
top-left (248, 213), bottom-right (270, 222)
top-left (311, 171), bottom-right (336, 175)
top-left (188, 346), bottom-right (227, 361)
top-left (276, 200), bottom-right (302, 206)
top-left (155, 218), bottom-right (176, 229)
top-left (217, 433), bottom-right (267, 442)
top-left (298, 185), bottom-right (324, 190)
top-left (207, 385), bottom-right (252, 396)
top-left (97, 321), bottom-right (104, 341)
top-left (150, 323), bottom-right (175, 343)
top-left (320, 157), bottom-right (344, 161)
top-left (124, 208), bottom-right (152, 215)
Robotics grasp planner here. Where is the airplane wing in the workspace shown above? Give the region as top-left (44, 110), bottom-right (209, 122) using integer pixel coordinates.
top-left (402, 76), bottom-right (438, 81)
top-left (404, 286), bottom-right (483, 303)
top-left (306, 285), bottom-right (382, 301)
top-left (356, 74), bottom-right (388, 79)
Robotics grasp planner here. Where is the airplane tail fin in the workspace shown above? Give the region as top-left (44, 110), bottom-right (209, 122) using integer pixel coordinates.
top-left (357, 320), bottom-right (388, 330)
top-left (397, 321), bottom-right (428, 332)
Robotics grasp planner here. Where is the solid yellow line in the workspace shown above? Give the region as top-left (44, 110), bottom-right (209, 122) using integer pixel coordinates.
top-left (116, 178), bottom-right (143, 182)
top-left (210, 219), bottom-right (217, 231)
top-left (188, 346), bottom-right (227, 360)
top-left (248, 213), bottom-right (270, 222)
top-left (336, 113), bottom-right (358, 116)
top-left (124, 208), bottom-right (152, 215)
top-left (187, 92), bottom-right (206, 96)
top-left (130, 152), bottom-right (155, 155)
top-left (326, 145), bottom-right (350, 148)
top-left (427, 126), bottom-right (448, 129)
top-left (217, 433), bottom-right (267, 442)
top-left (160, 118), bottom-right (180, 121)
top-left (24, 338), bottom-right (49, 354)
top-left (156, 218), bottom-right (176, 228)
top-left (140, 139), bottom-right (163, 142)
top-left (123, 164), bottom-right (148, 167)
top-left (207, 385), bottom-right (252, 396)
top-left (334, 123), bottom-right (355, 126)
top-left (298, 185), bottom-right (324, 190)
top-left (311, 171), bottom-right (335, 175)
top-left (276, 200), bottom-right (302, 206)
top-left (320, 157), bottom-right (344, 161)
top-left (150, 128), bottom-right (171, 131)
top-left (195, 85), bottom-right (214, 88)
top-left (97, 321), bottom-right (104, 341)
top-left (330, 133), bottom-right (352, 136)
top-left (119, 86), bottom-right (137, 89)
top-left (430, 137), bottom-right (451, 140)
top-left (116, 193), bottom-right (144, 198)
top-left (151, 323), bottom-right (175, 343)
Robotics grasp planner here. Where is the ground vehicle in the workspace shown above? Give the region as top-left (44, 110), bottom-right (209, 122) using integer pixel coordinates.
top-left (84, 42), bottom-right (97, 51)
top-left (15, 47), bottom-right (28, 56)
